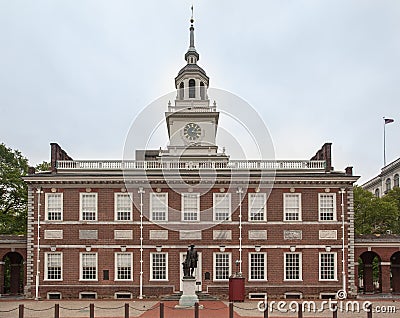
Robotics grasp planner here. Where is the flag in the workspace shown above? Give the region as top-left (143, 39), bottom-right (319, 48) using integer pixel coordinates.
top-left (384, 118), bottom-right (394, 124)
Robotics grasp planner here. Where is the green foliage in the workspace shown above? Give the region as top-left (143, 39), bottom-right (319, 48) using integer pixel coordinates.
top-left (35, 161), bottom-right (51, 172)
top-left (354, 185), bottom-right (400, 235)
top-left (0, 143), bottom-right (28, 234)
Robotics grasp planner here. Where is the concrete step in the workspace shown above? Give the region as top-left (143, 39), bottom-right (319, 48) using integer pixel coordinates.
top-left (160, 291), bottom-right (219, 301)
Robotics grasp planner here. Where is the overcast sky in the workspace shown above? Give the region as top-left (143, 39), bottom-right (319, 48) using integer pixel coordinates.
top-left (1, 1), bottom-right (399, 184)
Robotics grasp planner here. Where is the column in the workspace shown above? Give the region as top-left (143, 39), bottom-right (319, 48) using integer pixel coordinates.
top-left (363, 264), bottom-right (374, 293)
top-left (380, 262), bottom-right (391, 294)
top-left (0, 261), bottom-right (5, 294)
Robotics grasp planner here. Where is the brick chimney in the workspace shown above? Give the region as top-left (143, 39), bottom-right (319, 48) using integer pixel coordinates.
top-left (50, 143), bottom-right (73, 173)
top-left (310, 143), bottom-right (332, 172)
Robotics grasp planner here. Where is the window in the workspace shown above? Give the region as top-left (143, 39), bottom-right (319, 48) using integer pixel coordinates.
top-left (182, 193), bottom-right (200, 221)
top-left (115, 193), bottom-right (132, 221)
top-left (375, 188), bottom-right (380, 197)
top-left (80, 253), bottom-right (97, 281)
top-left (45, 193), bottom-right (63, 221)
top-left (386, 178), bottom-right (392, 192)
top-left (213, 253), bottom-right (231, 281)
top-left (249, 253), bottom-right (267, 281)
top-left (189, 79), bottom-right (195, 98)
top-left (79, 292), bottom-right (97, 299)
top-left (80, 193), bottom-right (97, 221)
top-left (319, 253), bottom-right (337, 281)
top-left (318, 193), bottom-right (336, 221)
top-left (248, 193), bottom-right (266, 221)
top-left (200, 82), bottom-right (205, 100)
top-left (284, 253), bottom-right (302, 281)
top-left (151, 253), bottom-right (168, 281)
top-left (394, 174), bottom-right (399, 188)
top-left (115, 253), bottom-right (133, 281)
top-left (284, 193), bottom-right (301, 221)
top-left (213, 193), bottom-right (231, 221)
top-left (150, 193), bottom-right (168, 221)
top-left (179, 82), bottom-right (184, 100)
top-left (45, 252), bottom-right (62, 280)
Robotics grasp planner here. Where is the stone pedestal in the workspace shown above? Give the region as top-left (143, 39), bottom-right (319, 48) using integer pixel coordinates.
top-left (176, 277), bottom-right (199, 307)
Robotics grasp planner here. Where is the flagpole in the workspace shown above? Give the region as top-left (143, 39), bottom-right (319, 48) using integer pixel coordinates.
top-left (383, 117), bottom-right (386, 166)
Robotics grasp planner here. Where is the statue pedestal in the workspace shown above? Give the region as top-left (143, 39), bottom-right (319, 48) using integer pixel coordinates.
top-left (176, 277), bottom-right (199, 308)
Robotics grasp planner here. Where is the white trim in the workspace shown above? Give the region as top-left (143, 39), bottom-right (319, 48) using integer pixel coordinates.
top-left (248, 252), bottom-right (267, 281)
top-left (79, 252), bottom-right (98, 281)
top-left (213, 252), bottom-right (232, 281)
top-left (248, 193), bottom-right (267, 222)
top-left (44, 252), bottom-right (63, 281)
top-left (284, 252), bottom-right (302, 281)
top-left (319, 252), bottom-right (338, 281)
top-left (45, 192), bottom-right (63, 221)
top-left (150, 252), bottom-right (168, 281)
top-left (181, 193), bottom-right (200, 222)
top-left (150, 192), bottom-right (168, 222)
top-left (114, 252), bottom-right (133, 281)
top-left (80, 192), bottom-right (98, 221)
top-left (213, 193), bottom-right (232, 221)
top-left (283, 193), bottom-right (302, 221)
top-left (318, 193), bottom-right (337, 221)
top-left (114, 192), bottom-right (133, 221)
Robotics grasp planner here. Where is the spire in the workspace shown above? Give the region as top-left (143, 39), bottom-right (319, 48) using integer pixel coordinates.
top-left (185, 5), bottom-right (199, 64)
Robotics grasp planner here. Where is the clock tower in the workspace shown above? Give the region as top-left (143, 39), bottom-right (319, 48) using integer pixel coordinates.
top-left (162, 14), bottom-right (228, 162)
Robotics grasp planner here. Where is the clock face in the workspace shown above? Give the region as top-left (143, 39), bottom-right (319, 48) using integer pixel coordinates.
top-left (184, 123), bottom-right (201, 141)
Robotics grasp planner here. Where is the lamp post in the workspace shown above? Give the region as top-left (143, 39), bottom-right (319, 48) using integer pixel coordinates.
top-left (35, 187), bottom-right (43, 300)
top-left (138, 187), bottom-right (145, 299)
top-left (236, 187), bottom-right (243, 275)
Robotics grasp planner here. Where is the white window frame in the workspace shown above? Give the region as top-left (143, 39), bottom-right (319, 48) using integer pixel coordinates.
top-left (319, 252), bottom-right (337, 281)
top-left (213, 193), bottom-right (231, 221)
top-left (114, 193), bottom-right (132, 221)
top-left (150, 193), bottom-right (168, 222)
top-left (150, 252), bottom-right (168, 281)
top-left (248, 252), bottom-right (267, 281)
top-left (318, 193), bottom-right (337, 221)
top-left (44, 252), bottom-right (63, 281)
top-left (115, 252), bottom-right (133, 281)
top-left (80, 252), bottom-right (98, 281)
top-left (213, 252), bottom-right (232, 281)
top-left (80, 193), bottom-right (98, 221)
top-left (248, 193), bottom-right (266, 221)
top-left (283, 193), bottom-right (302, 221)
top-left (45, 193), bottom-right (63, 221)
top-left (181, 193), bottom-right (200, 222)
top-left (284, 252), bottom-right (302, 281)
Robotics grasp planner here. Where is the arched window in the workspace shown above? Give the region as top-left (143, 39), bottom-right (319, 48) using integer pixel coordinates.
top-left (200, 82), bottom-right (205, 100)
top-left (394, 174), bottom-right (399, 188)
top-left (179, 82), bottom-right (184, 100)
top-left (386, 178), bottom-right (391, 192)
top-left (375, 189), bottom-right (380, 197)
top-left (189, 79), bottom-right (195, 98)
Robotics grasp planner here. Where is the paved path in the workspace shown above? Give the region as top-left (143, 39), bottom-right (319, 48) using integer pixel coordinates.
top-left (0, 299), bottom-right (399, 318)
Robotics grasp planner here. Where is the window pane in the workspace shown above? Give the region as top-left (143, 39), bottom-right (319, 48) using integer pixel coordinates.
top-left (320, 253), bottom-right (335, 280)
top-left (116, 253), bottom-right (132, 280)
top-left (152, 253), bottom-right (167, 280)
top-left (250, 253), bottom-right (265, 280)
top-left (215, 253), bottom-right (230, 280)
top-left (47, 253), bottom-right (62, 280)
top-left (182, 193), bottom-right (199, 221)
top-left (47, 194), bottom-right (62, 220)
top-left (284, 194), bottom-right (300, 221)
top-left (319, 194), bottom-right (335, 221)
top-left (214, 193), bottom-right (230, 221)
top-left (116, 193), bottom-right (132, 221)
top-left (81, 253), bottom-right (97, 280)
top-left (249, 193), bottom-right (265, 221)
top-left (81, 194), bottom-right (97, 221)
top-left (151, 193), bottom-right (168, 221)
top-left (285, 253), bottom-right (300, 280)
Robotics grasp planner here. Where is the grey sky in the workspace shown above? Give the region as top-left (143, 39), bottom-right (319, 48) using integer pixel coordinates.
top-left (0, 0), bottom-right (399, 184)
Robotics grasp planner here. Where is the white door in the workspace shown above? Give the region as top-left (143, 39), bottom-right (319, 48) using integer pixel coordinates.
top-left (180, 252), bottom-right (202, 291)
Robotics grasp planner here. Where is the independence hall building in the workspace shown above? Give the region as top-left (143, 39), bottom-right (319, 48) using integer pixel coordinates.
top-left (24, 19), bottom-right (358, 300)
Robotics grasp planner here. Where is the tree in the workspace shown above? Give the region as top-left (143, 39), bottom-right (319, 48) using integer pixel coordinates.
top-left (35, 161), bottom-right (51, 173)
top-left (354, 185), bottom-right (399, 235)
top-left (0, 143), bottom-right (28, 234)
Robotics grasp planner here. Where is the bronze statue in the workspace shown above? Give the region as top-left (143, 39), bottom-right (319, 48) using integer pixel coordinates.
top-left (182, 244), bottom-right (198, 278)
